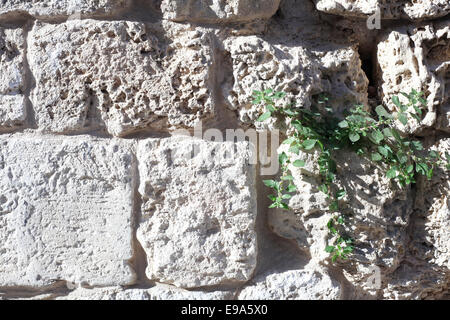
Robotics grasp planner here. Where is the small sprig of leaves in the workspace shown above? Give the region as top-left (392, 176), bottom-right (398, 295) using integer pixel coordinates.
top-left (253, 89), bottom-right (450, 263)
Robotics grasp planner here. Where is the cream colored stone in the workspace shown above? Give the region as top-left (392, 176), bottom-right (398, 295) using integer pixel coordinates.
top-left (137, 136), bottom-right (257, 288)
top-left (238, 269), bottom-right (341, 300)
top-left (161, 0), bottom-right (281, 23)
top-left (57, 285), bottom-right (234, 300)
top-left (0, 27), bottom-right (26, 129)
top-left (377, 22), bottom-right (449, 134)
top-left (223, 34), bottom-right (368, 130)
top-left (314, 0), bottom-right (450, 20)
top-left (0, 135), bottom-right (136, 287)
top-left (29, 20), bottom-right (214, 136)
top-left (0, 0), bottom-right (130, 18)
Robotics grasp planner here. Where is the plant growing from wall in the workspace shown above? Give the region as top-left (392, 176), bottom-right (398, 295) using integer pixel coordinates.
top-left (253, 89), bottom-right (450, 263)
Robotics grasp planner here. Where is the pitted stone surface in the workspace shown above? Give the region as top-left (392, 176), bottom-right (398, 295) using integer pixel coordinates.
top-left (314, 0), bottom-right (450, 20)
top-left (377, 21), bottom-right (450, 134)
top-left (161, 0), bottom-right (281, 23)
top-left (29, 20), bottom-right (215, 136)
top-left (0, 27), bottom-right (26, 129)
top-left (0, 135), bottom-right (136, 287)
top-left (238, 269), bottom-right (341, 300)
top-left (0, 0), bottom-right (130, 18)
top-left (137, 136), bottom-right (257, 288)
top-left (57, 285), bottom-right (234, 300)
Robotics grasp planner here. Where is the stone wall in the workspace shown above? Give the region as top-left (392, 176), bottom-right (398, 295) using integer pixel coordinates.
top-left (0, 0), bottom-right (448, 300)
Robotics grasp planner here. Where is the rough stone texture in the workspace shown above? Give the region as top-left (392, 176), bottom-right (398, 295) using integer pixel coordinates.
top-left (238, 269), bottom-right (341, 300)
top-left (377, 21), bottom-right (450, 134)
top-left (314, 0), bottom-right (450, 20)
top-left (0, 135), bottom-right (136, 287)
top-left (383, 138), bottom-right (450, 299)
top-left (137, 137), bottom-right (257, 288)
top-left (0, 0), bottom-right (130, 19)
top-left (29, 20), bottom-right (215, 136)
top-left (0, 27), bottom-right (26, 129)
top-left (161, 0), bottom-right (281, 23)
top-left (269, 146), bottom-right (412, 294)
top-left (57, 285), bottom-right (234, 300)
top-left (221, 13), bottom-right (368, 129)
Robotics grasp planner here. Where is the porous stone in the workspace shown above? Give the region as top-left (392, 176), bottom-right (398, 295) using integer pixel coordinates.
top-left (222, 29), bottom-right (368, 130)
top-left (238, 269), bottom-right (341, 300)
top-left (28, 20), bottom-right (215, 136)
top-left (57, 285), bottom-right (234, 300)
top-left (137, 136), bottom-right (257, 288)
top-left (161, 0), bottom-right (281, 23)
top-left (377, 21), bottom-right (449, 134)
top-left (0, 0), bottom-right (130, 19)
top-left (383, 138), bottom-right (450, 299)
top-left (0, 135), bottom-right (136, 287)
top-left (0, 27), bottom-right (26, 129)
top-left (268, 147), bottom-right (412, 294)
top-left (314, 0), bottom-right (450, 20)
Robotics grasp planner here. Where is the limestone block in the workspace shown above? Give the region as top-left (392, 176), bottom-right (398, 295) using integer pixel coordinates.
top-left (28, 20), bottom-right (214, 136)
top-left (377, 21), bottom-right (449, 134)
top-left (0, 27), bottom-right (26, 129)
top-left (0, 135), bottom-right (136, 287)
top-left (137, 136), bottom-right (257, 288)
top-left (314, 0), bottom-right (450, 20)
top-left (161, 0), bottom-right (281, 23)
top-left (0, 0), bottom-right (130, 19)
top-left (57, 285), bottom-right (234, 300)
top-left (238, 269), bottom-right (341, 300)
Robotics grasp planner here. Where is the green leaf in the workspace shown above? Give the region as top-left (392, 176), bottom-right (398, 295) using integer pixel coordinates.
top-left (287, 184), bottom-right (297, 192)
top-left (267, 104), bottom-right (276, 113)
top-left (416, 162), bottom-right (428, 175)
top-left (375, 105), bottom-right (391, 119)
top-left (371, 152), bottom-right (382, 161)
top-left (292, 159), bottom-right (306, 167)
top-left (329, 200), bottom-right (339, 212)
top-left (383, 128), bottom-right (393, 137)
top-left (263, 180), bottom-right (278, 189)
top-left (325, 246), bottom-right (335, 253)
top-left (303, 139), bottom-right (317, 150)
top-left (281, 175), bottom-right (294, 181)
top-left (318, 184), bottom-right (328, 194)
top-left (279, 152), bottom-right (288, 165)
top-left (288, 144), bottom-right (300, 155)
top-left (282, 194), bottom-right (292, 200)
top-left (257, 111), bottom-right (271, 122)
top-left (411, 141), bottom-right (423, 151)
top-left (338, 120), bottom-right (349, 128)
top-left (268, 195), bottom-right (277, 202)
top-left (392, 95), bottom-right (402, 108)
top-left (370, 129), bottom-right (384, 144)
top-left (336, 189), bottom-right (346, 200)
top-left (386, 167), bottom-right (398, 179)
top-left (406, 164), bottom-right (414, 173)
top-left (378, 146), bottom-right (389, 158)
top-left (282, 137), bottom-right (296, 145)
top-left (349, 132), bottom-right (360, 143)
top-left (398, 113), bottom-right (408, 125)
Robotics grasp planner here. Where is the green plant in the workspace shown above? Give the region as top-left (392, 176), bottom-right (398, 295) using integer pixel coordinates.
top-left (253, 88), bottom-right (450, 263)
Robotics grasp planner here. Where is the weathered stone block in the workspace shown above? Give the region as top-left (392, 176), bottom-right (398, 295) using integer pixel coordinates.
top-left (377, 22), bottom-right (449, 134)
top-left (314, 0), bottom-right (450, 20)
top-left (0, 0), bottom-right (130, 19)
top-left (161, 0), bottom-right (281, 23)
top-left (137, 136), bottom-right (257, 288)
top-left (0, 135), bottom-right (136, 287)
top-left (238, 269), bottom-right (341, 300)
top-left (0, 27), bottom-right (26, 129)
top-left (28, 20), bottom-right (214, 136)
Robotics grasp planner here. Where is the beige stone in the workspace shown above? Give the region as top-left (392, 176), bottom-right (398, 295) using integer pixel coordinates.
top-left (0, 135), bottom-right (136, 287)
top-left (137, 136), bottom-right (257, 288)
top-left (28, 20), bottom-right (215, 136)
